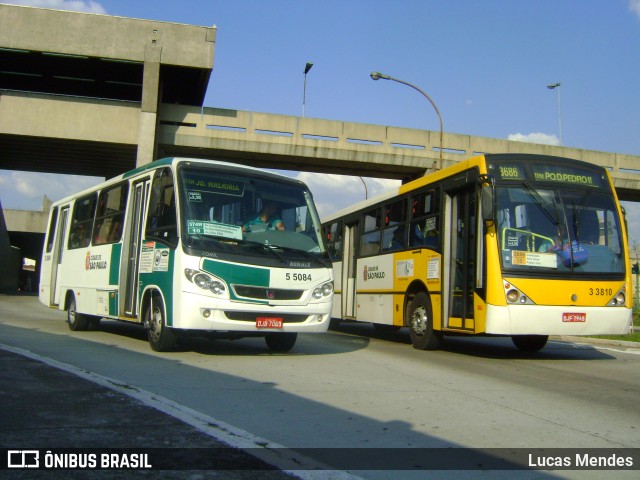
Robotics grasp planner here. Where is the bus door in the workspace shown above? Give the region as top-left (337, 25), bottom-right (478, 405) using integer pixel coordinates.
top-left (444, 187), bottom-right (477, 330)
top-left (51, 206), bottom-right (69, 306)
top-left (123, 179), bottom-right (150, 317)
top-left (341, 222), bottom-right (359, 318)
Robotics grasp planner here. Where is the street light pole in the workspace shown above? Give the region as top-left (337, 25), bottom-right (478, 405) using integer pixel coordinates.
top-left (302, 62), bottom-right (313, 117)
top-left (370, 71), bottom-right (443, 170)
top-left (358, 176), bottom-right (368, 200)
top-left (547, 82), bottom-right (562, 145)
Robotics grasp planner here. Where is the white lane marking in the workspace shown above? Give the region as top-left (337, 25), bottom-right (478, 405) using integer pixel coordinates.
top-left (1, 343), bottom-right (362, 480)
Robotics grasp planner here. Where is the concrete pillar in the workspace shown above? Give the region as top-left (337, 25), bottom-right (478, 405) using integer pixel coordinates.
top-left (136, 43), bottom-right (162, 167)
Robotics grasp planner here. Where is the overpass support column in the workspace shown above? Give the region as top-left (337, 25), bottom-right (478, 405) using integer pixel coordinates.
top-left (137, 44), bottom-right (162, 167)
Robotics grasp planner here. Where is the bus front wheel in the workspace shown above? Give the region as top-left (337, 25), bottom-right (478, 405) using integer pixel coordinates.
top-left (146, 295), bottom-right (177, 352)
top-left (67, 294), bottom-right (89, 331)
top-left (512, 335), bottom-right (548, 352)
top-left (407, 291), bottom-right (442, 350)
top-left (265, 332), bottom-right (297, 352)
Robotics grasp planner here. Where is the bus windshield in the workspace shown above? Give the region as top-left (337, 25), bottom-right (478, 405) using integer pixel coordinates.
top-left (496, 184), bottom-right (625, 275)
top-left (178, 166), bottom-right (326, 258)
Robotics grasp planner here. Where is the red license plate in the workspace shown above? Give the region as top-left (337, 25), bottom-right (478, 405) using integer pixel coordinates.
top-left (562, 312), bottom-right (586, 323)
top-left (256, 317), bottom-right (283, 329)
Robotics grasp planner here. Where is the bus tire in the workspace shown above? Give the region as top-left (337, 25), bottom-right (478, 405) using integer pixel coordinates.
top-left (407, 291), bottom-right (442, 350)
top-left (146, 295), bottom-right (177, 352)
top-left (512, 335), bottom-right (548, 352)
top-left (265, 332), bottom-right (297, 352)
top-left (67, 294), bottom-right (89, 331)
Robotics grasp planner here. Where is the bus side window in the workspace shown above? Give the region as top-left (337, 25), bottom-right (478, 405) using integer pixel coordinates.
top-left (68, 193), bottom-right (97, 250)
top-left (146, 168), bottom-right (178, 246)
top-left (93, 183), bottom-right (128, 245)
top-left (45, 207), bottom-right (59, 253)
top-left (325, 221), bottom-right (343, 258)
top-left (360, 208), bottom-right (381, 256)
top-left (410, 190), bottom-right (440, 250)
top-left (382, 199), bottom-right (407, 251)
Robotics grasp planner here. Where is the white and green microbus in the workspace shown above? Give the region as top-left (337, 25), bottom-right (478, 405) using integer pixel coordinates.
top-left (39, 158), bottom-right (334, 352)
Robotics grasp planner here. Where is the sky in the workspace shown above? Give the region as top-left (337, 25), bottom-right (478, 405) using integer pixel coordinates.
top-left (1, 0), bottom-right (640, 242)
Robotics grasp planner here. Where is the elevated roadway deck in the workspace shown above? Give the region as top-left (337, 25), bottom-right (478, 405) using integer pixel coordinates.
top-left (1, 3), bottom-right (639, 291)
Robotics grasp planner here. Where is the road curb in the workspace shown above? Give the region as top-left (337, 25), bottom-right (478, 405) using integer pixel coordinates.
top-left (551, 335), bottom-right (640, 349)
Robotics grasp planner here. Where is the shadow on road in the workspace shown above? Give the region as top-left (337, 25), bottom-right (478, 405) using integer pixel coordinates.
top-left (330, 319), bottom-right (618, 361)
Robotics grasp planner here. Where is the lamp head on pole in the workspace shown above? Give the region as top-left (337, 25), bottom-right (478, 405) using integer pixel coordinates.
top-left (370, 71), bottom-right (390, 81)
top-left (547, 82), bottom-right (561, 90)
top-left (304, 62), bottom-right (314, 75)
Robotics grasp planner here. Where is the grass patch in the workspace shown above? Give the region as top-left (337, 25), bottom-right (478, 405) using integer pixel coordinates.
top-left (591, 332), bottom-right (640, 342)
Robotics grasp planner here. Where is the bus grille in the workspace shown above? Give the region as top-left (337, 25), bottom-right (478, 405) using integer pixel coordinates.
top-left (232, 285), bottom-right (304, 300)
top-left (224, 312), bottom-right (308, 323)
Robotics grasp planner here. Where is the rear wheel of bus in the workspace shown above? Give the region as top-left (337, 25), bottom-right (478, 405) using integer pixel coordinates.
top-left (146, 293), bottom-right (177, 352)
top-left (407, 291), bottom-right (443, 350)
top-left (512, 335), bottom-right (548, 352)
top-left (265, 332), bottom-right (297, 352)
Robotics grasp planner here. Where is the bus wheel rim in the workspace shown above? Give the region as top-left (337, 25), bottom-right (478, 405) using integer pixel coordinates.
top-left (412, 306), bottom-right (427, 336)
top-left (149, 307), bottom-right (162, 341)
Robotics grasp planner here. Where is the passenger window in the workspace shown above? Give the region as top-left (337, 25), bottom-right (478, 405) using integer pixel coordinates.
top-left (146, 168), bottom-right (178, 246)
top-left (360, 208), bottom-right (381, 256)
top-left (93, 183), bottom-right (128, 245)
top-left (69, 194), bottom-right (97, 249)
top-left (410, 190), bottom-right (441, 250)
top-left (382, 200), bottom-right (407, 251)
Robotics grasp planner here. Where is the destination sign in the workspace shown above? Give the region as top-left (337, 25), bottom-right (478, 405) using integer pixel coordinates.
top-left (488, 161), bottom-right (606, 188)
top-left (530, 166), bottom-right (599, 186)
top-left (183, 177), bottom-right (245, 196)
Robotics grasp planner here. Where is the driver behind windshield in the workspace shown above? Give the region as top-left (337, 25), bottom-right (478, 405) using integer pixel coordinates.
top-left (243, 202), bottom-right (285, 231)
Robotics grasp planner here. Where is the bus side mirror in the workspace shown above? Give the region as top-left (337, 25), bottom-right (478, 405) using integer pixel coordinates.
top-left (481, 185), bottom-right (495, 223)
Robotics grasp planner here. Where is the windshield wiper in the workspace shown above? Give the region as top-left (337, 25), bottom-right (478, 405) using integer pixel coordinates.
top-left (569, 194), bottom-right (589, 243)
top-left (195, 235), bottom-right (288, 264)
top-left (522, 182), bottom-right (562, 230)
top-left (268, 243), bottom-right (323, 261)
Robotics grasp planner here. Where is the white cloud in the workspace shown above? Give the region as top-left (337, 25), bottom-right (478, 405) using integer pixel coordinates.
top-left (0, 0), bottom-right (106, 14)
top-left (0, 171), bottom-right (103, 211)
top-left (507, 132), bottom-right (560, 146)
top-left (292, 171), bottom-right (400, 218)
top-left (630, 0), bottom-right (640, 20)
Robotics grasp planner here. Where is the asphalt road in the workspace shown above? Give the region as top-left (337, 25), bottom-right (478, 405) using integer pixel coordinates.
top-left (1, 294), bottom-right (639, 479)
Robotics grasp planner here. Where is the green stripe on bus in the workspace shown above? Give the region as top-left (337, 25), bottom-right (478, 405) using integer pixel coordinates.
top-left (201, 259), bottom-right (270, 302)
top-left (109, 243), bottom-right (121, 285)
top-left (202, 259), bottom-right (270, 286)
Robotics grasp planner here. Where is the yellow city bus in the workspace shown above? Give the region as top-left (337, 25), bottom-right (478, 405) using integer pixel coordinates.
top-left (322, 153), bottom-right (632, 351)
top-left (39, 157), bottom-right (333, 352)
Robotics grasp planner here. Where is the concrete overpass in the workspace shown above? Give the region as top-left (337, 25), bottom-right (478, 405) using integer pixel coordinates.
top-left (2, 3), bottom-right (640, 196)
top-left (1, 4), bottom-right (640, 289)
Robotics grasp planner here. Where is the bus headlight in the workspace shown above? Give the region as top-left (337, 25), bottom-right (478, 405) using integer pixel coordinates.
top-left (185, 269), bottom-right (227, 296)
top-left (608, 290), bottom-right (626, 306)
top-left (312, 281), bottom-right (333, 299)
top-left (194, 273), bottom-right (211, 289)
top-left (503, 280), bottom-right (534, 305)
top-left (210, 281), bottom-right (226, 295)
top-left (506, 289), bottom-right (520, 303)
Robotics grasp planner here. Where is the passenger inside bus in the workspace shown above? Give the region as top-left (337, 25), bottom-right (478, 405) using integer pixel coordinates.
top-left (107, 218), bottom-right (123, 242)
top-left (70, 223), bottom-right (88, 248)
top-left (384, 226), bottom-right (406, 251)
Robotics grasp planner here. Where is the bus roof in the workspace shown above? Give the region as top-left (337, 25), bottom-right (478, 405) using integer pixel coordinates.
top-left (48, 157), bottom-right (307, 207)
top-left (321, 155), bottom-right (485, 224)
top-left (321, 153), bottom-right (611, 225)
